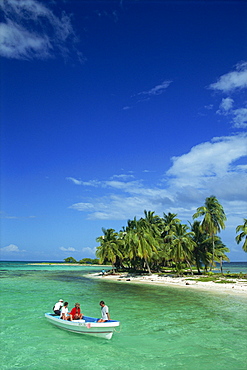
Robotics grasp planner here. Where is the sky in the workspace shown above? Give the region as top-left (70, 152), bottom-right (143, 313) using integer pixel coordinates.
top-left (0, 0), bottom-right (247, 262)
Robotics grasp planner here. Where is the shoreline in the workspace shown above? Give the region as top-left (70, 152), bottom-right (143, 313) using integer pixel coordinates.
top-left (27, 263), bottom-right (247, 296)
top-left (86, 272), bottom-right (247, 296)
top-left (28, 263), bottom-right (105, 266)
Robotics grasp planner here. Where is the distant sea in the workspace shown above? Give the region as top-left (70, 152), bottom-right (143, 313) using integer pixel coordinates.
top-left (213, 261), bottom-right (247, 274)
top-left (1, 261), bottom-right (247, 370)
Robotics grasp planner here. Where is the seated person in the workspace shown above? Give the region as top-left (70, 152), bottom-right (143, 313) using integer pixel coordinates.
top-left (97, 301), bottom-right (110, 322)
top-left (53, 299), bottom-right (63, 315)
top-left (69, 303), bottom-right (83, 320)
top-left (60, 302), bottom-right (70, 320)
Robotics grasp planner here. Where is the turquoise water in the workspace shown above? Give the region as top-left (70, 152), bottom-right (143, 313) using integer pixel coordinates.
top-left (214, 261), bottom-right (247, 274)
top-left (1, 262), bottom-right (247, 369)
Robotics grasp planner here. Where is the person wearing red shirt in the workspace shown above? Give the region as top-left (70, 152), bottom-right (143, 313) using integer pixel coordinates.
top-left (69, 303), bottom-right (83, 320)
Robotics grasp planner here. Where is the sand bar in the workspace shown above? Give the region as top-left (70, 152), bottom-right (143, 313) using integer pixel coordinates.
top-left (86, 272), bottom-right (247, 296)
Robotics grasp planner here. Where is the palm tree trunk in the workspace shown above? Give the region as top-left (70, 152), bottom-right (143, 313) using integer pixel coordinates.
top-left (210, 234), bottom-right (215, 271)
top-left (145, 258), bottom-right (152, 275)
top-left (220, 256), bottom-right (223, 274)
top-left (186, 259), bottom-right (193, 275)
top-left (196, 257), bottom-right (201, 274)
top-left (111, 262), bottom-right (115, 274)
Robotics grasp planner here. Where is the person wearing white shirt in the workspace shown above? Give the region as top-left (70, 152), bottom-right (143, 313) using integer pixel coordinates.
top-left (60, 302), bottom-right (69, 320)
top-left (97, 301), bottom-right (110, 322)
top-left (53, 299), bottom-right (63, 315)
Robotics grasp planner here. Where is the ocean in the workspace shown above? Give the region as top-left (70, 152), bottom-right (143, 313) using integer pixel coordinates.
top-left (1, 261), bottom-right (247, 370)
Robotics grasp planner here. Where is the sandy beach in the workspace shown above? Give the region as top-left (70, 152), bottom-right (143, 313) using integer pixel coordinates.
top-left (87, 271), bottom-right (247, 296)
top-left (28, 263), bottom-right (247, 296)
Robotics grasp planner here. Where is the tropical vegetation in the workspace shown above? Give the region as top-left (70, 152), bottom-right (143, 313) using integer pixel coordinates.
top-left (64, 257), bottom-right (99, 264)
top-left (236, 218), bottom-right (247, 252)
top-left (95, 196), bottom-right (232, 275)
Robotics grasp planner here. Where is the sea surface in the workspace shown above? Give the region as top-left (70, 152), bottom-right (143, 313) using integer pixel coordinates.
top-left (1, 261), bottom-right (247, 370)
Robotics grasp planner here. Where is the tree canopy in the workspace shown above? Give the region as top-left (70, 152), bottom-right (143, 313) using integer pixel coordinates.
top-left (96, 198), bottom-right (231, 275)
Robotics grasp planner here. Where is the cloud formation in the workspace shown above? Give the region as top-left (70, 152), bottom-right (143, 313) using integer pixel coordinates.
top-left (209, 62), bottom-right (247, 92)
top-left (67, 133), bottom-right (247, 221)
top-left (209, 61), bottom-right (247, 128)
top-left (0, 0), bottom-right (82, 61)
top-left (0, 244), bottom-right (26, 253)
top-left (60, 246), bottom-right (76, 252)
top-left (124, 80), bottom-right (172, 109)
top-left (167, 134), bottom-right (247, 186)
top-left (138, 80), bottom-right (172, 96)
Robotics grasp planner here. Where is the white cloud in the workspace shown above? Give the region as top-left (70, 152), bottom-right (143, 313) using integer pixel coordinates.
top-left (217, 97), bottom-right (234, 113)
top-left (66, 177), bottom-right (83, 185)
top-left (66, 177), bottom-right (101, 187)
top-left (111, 174), bottom-right (135, 180)
top-left (208, 62), bottom-right (247, 128)
top-left (70, 202), bottom-right (95, 211)
top-left (0, 244), bottom-right (26, 253)
top-left (125, 80), bottom-right (172, 109)
top-left (60, 247), bottom-right (76, 252)
top-left (81, 247), bottom-right (96, 256)
top-left (68, 134), bottom-right (247, 224)
top-left (138, 80), bottom-right (172, 96)
top-left (231, 107), bottom-right (247, 128)
top-left (215, 98), bottom-right (247, 129)
top-left (209, 61), bottom-right (247, 93)
top-left (167, 134), bottom-right (247, 186)
top-left (0, 0), bottom-right (82, 61)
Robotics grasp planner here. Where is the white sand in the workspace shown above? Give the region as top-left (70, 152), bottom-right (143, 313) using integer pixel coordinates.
top-left (86, 272), bottom-right (247, 296)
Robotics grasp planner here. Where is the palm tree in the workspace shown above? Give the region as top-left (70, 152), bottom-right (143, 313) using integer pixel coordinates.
top-left (193, 196), bottom-right (226, 270)
top-left (162, 213), bottom-right (180, 237)
top-left (96, 228), bottom-right (123, 273)
top-left (142, 210), bottom-right (163, 230)
top-left (160, 213), bottom-right (181, 269)
top-left (124, 217), bottom-right (161, 274)
top-left (165, 223), bottom-right (196, 275)
top-left (212, 236), bottom-right (230, 272)
top-left (236, 218), bottom-right (247, 252)
top-left (190, 220), bottom-right (210, 274)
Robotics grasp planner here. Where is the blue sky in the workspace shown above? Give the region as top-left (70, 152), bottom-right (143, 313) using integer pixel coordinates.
top-left (1, 0), bottom-right (247, 262)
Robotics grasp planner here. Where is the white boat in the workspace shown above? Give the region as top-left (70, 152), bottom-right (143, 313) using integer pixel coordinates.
top-left (45, 313), bottom-right (120, 340)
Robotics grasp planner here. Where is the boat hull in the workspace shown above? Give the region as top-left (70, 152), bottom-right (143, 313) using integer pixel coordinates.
top-left (45, 313), bottom-right (120, 340)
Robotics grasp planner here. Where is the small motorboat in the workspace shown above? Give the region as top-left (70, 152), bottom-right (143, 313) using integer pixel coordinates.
top-left (45, 313), bottom-right (120, 340)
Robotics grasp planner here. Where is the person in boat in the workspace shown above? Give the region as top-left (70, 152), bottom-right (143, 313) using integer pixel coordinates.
top-left (60, 302), bottom-right (69, 320)
top-left (97, 301), bottom-right (110, 322)
top-left (53, 299), bottom-right (63, 315)
top-left (69, 303), bottom-right (84, 321)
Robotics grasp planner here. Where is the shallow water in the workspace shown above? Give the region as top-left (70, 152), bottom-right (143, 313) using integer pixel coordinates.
top-left (1, 262), bottom-right (247, 369)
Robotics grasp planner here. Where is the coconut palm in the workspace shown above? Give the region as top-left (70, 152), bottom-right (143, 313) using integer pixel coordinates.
top-left (190, 220), bottom-right (210, 274)
top-left (193, 196), bottom-right (226, 270)
top-left (165, 223), bottom-right (196, 275)
top-left (143, 210), bottom-right (163, 228)
top-left (124, 217), bottom-right (161, 274)
top-left (96, 228), bottom-right (123, 273)
top-left (158, 213), bottom-right (181, 269)
top-left (213, 236), bottom-right (230, 272)
top-left (236, 218), bottom-right (247, 252)
top-left (162, 212), bottom-right (180, 233)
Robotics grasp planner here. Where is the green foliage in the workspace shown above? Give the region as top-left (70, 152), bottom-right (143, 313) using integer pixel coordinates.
top-left (215, 280), bottom-right (236, 284)
top-left (94, 198), bottom-right (230, 275)
top-left (64, 257), bottom-right (77, 263)
top-left (196, 276), bottom-right (217, 282)
top-left (193, 196), bottom-right (227, 271)
top-left (236, 218), bottom-right (247, 252)
top-left (78, 258), bottom-right (99, 264)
